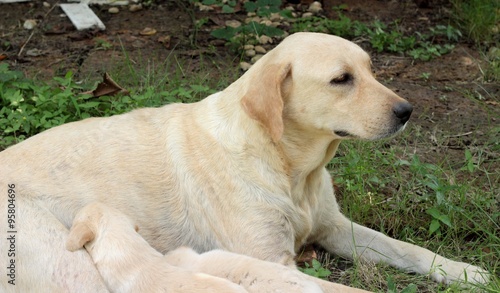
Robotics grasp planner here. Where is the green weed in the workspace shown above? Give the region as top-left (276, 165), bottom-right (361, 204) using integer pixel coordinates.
top-left (299, 259), bottom-right (332, 279)
top-left (291, 14), bottom-right (460, 61)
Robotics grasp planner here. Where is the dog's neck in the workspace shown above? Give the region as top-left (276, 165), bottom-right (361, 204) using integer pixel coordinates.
top-left (279, 120), bottom-right (341, 186)
top-left (87, 227), bottom-right (163, 292)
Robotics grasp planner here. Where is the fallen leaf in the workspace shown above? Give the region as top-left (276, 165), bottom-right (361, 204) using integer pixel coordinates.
top-left (157, 35), bottom-right (171, 49)
top-left (91, 72), bottom-right (129, 97)
top-left (140, 27), bottom-right (157, 36)
top-left (295, 244), bottom-right (317, 267)
top-left (0, 54), bottom-right (6, 61)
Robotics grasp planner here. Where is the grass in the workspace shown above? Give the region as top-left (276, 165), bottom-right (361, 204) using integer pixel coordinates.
top-left (1, 3), bottom-right (499, 292)
top-left (450, 0), bottom-right (500, 82)
top-left (327, 130), bottom-right (499, 292)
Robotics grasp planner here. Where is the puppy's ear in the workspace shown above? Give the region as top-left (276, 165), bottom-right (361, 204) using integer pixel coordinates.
top-left (241, 63), bottom-right (292, 143)
top-left (66, 223), bottom-right (95, 252)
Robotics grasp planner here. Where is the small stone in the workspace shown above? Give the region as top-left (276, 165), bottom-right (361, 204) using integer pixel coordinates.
top-left (258, 35), bottom-right (273, 45)
top-left (108, 7), bottom-right (119, 14)
top-left (271, 22), bottom-right (280, 27)
top-left (308, 1), bottom-right (322, 13)
top-left (23, 19), bottom-right (37, 30)
top-left (269, 13), bottom-right (282, 22)
top-left (26, 48), bottom-right (43, 57)
top-left (247, 12), bottom-right (256, 17)
top-left (285, 6), bottom-right (294, 11)
top-left (240, 62), bottom-right (252, 71)
top-left (225, 20), bottom-right (241, 28)
top-left (254, 45), bottom-right (266, 54)
top-left (245, 16), bottom-right (261, 24)
top-left (459, 56), bottom-right (473, 66)
top-left (302, 12), bottom-right (313, 18)
top-left (260, 20), bottom-right (272, 26)
top-left (251, 54), bottom-right (264, 64)
top-left (43, 2), bottom-right (50, 8)
top-left (245, 49), bottom-right (256, 57)
top-left (197, 4), bottom-right (213, 11)
top-left (129, 4), bottom-right (142, 12)
top-left (243, 44), bottom-right (254, 50)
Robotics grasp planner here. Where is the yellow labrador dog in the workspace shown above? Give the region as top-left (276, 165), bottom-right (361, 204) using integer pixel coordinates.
top-left (0, 32), bottom-right (488, 292)
top-left (66, 202), bottom-right (248, 293)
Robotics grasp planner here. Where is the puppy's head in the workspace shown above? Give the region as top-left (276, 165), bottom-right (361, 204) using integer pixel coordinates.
top-left (241, 32), bottom-right (412, 142)
top-left (66, 202), bottom-right (138, 252)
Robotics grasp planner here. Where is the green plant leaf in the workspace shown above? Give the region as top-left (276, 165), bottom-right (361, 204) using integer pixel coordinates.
top-left (210, 27), bottom-right (238, 40)
top-left (429, 219), bottom-right (441, 235)
top-left (222, 4), bottom-right (234, 13)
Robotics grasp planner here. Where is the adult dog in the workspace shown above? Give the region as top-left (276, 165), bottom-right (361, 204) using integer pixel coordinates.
top-left (0, 32), bottom-right (488, 292)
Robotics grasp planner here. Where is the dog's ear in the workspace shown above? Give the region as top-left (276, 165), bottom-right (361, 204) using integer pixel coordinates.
top-left (134, 224), bottom-right (139, 232)
top-left (241, 63), bottom-right (292, 143)
top-left (66, 223), bottom-right (95, 252)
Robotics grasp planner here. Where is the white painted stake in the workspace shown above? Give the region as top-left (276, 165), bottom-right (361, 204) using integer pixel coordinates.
top-left (59, 3), bottom-right (106, 31)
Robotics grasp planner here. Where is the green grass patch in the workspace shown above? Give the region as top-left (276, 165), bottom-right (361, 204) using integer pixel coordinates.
top-left (325, 132), bottom-right (499, 291)
top-left (291, 14), bottom-right (461, 61)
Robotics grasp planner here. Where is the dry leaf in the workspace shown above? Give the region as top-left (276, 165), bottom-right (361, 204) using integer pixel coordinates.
top-left (295, 244), bottom-right (317, 266)
top-left (140, 27), bottom-right (157, 36)
top-left (91, 72), bottom-right (129, 97)
top-left (157, 35), bottom-right (171, 49)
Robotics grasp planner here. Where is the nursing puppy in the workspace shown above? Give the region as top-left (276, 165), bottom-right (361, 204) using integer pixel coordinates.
top-left (165, 247), bottom-right (326, 293)
top-left (66, 202), bottom-right (248, 293)
top-left (0, 32), bottom-right (489, 292)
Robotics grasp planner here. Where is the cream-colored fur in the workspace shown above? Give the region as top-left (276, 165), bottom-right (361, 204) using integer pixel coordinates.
top-left (0, 32), bottom-right (489, 292)
top-left (66, 203), bottom-right (247, 293)
top-left (165, 247), bottom-right (374, 293)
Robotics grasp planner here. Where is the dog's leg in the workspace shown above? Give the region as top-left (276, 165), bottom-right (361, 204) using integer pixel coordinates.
top-left (312, 171), bottom-right (489, 285)
top-left (318, 216), bottom-right (489, 285)
top-left (0, 198), bottom-right (109, 292)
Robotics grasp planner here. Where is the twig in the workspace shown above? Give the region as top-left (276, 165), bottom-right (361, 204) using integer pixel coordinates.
top-left (445, 131), bottom-right (473, 138)
top-left (18, 2), bottom-right (59, 57)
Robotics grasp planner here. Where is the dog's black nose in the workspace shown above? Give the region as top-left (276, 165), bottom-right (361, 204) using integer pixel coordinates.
top-left (393, 102), bottom-right (413, 124)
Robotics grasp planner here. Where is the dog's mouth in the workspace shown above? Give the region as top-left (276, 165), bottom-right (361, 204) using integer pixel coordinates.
top-left (334, 121), bottom-right (409, 140)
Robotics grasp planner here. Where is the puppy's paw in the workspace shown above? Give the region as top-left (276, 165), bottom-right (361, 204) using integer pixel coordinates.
top-left (430, 260), bottom-right (490, 285)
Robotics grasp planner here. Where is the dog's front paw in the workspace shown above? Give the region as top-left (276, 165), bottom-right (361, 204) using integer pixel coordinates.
top-left (430, 260), bottom-right (490, 285)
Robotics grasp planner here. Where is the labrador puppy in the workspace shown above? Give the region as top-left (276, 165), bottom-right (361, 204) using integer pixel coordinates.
top-left (0, 32), bottom-right (489, 292)
top-left (66, 202), bottom-right (248, 293)
top-left (164, 247), bottom-right (328, 293)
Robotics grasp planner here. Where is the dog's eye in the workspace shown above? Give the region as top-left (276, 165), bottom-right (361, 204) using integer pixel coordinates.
top-left (330, 73), bottom-right (352, 85)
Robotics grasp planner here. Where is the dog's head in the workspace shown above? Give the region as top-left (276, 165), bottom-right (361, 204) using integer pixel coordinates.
top-left (66, 202), bottom-right (138, 252)
top-left (241, 32), bottom-right (412, 143)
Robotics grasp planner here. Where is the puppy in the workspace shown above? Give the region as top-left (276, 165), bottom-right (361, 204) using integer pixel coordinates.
top-left (66, 202), bottom-right (248, 293)
top-left (165, 247), bottom-right (326, 293)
